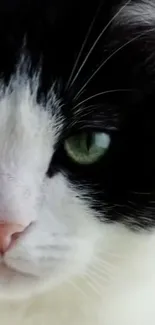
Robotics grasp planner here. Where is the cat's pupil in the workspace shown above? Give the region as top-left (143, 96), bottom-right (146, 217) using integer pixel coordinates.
top-left (86, 134), bottom-right (92, 151)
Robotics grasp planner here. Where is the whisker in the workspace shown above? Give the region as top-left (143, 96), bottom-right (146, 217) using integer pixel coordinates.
top-left (72, 89), bottom-right (86, 100)
top-left (69, 104), bottom-right (103, 129)
top-left (74, 28), bottom-right (154, 100)
top-left (85, 279), bottom-right (101, 296)
top-left (65, 1), bottom-right (103, 90)
top-left (88, 268), bottom-right (109, 281)
top-left (73, 89), bottom-right (131, 109)
top-left (94, 256), bottom-right (117, 271)
top-left (67, 279), bottom-right (88, 299)
top-left (86, 272), bottom-right (106, 289)
top-left (74, 88), bottom-right (86, 102)
top-left (91, 263), bottom-right (114, 277)
top-left (70, 0), bottom-right (131, 89)
top-left (83, 274), bottom-right (102, 296)
top-left (73, 103), bottom-right (103, 116)
top-left (129, 190), bottom-right (151, 196)
top-left (97, 251), bottom-right (126, 260)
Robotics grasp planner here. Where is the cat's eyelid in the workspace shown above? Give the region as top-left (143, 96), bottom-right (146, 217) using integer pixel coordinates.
top-left (65, 125), bottom-right (117, 137)
top-left (53, 125), bottom-right (117, 154)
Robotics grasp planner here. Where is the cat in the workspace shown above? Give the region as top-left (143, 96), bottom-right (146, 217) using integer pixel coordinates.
top-left (0, 0), bottom-right (155, 324)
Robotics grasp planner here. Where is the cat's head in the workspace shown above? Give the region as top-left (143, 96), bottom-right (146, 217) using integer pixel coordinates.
top-left (0, 0), bottom-right (155, 299)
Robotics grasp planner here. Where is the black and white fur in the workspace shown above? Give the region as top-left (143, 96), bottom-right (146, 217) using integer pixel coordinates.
top-left (0, 0), bottom-right (155, 324)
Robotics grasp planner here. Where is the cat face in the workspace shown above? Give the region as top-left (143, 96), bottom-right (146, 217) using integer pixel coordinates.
top-left (0, 0), bottom-right (155, 298)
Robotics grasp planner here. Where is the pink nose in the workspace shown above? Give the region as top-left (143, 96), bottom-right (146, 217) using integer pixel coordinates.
top-left (0, 223), bottom-right (26, 254)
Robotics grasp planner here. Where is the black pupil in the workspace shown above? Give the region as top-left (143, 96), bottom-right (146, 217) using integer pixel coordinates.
top-left (86, 133), bottom-right (93, 151)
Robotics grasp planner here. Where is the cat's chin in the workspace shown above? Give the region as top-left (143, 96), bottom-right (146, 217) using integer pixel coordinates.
top-left (0, 262), bottom-right (71, 300)
top-left (0, 263), bottom-right (44, 300)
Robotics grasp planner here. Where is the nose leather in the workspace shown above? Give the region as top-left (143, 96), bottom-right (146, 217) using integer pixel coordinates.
top-left (0, 223), bottom-right (26, 254)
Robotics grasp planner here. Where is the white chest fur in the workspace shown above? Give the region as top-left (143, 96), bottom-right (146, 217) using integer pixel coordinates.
top-left (0, 281), bottom-right (155, 325)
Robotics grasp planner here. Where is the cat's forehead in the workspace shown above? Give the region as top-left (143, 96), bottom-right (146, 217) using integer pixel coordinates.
top-left (0, 0), bottom-right (154, 25)
top-left (0, 0), bottom-right (154, 127)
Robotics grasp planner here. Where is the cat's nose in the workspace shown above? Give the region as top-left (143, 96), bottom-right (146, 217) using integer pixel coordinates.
top-left (0, 223), bottom-right (27, 254)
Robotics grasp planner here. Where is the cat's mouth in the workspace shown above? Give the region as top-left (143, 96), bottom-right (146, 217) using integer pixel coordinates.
top-left (0, 261), bottom-right (41, 297)
top-left (0, 261), bottom-right (36, 279)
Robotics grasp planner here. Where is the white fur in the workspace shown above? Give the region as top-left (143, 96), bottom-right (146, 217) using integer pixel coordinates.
top-left (1, 226), bottom-right (155, 324)
top-left (0, 65), bottom-right (155, 324)
top-left (116, 0), bottom-right (155, 27)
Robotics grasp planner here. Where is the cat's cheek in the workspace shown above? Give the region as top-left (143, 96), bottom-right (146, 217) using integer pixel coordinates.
top-left (0, 170), bottom-right (104, 298)
top-left (4, 213), bottom-right (103, 291)
top-left (4, 174), bottom-right (103, 284)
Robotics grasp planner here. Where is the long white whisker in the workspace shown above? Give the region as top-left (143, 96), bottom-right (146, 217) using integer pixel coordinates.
top-left (86, 272), bottom-right (103, 287)
top-left (83, 273), bottom-right (103, 296)
top-left (85, 279), bottom-right (101, 296)
top-left (65, 2), bottom-right (103, 90)
top-left (74, 103), bottom-right (103, 117)
top-left (97, 251), bottom-right (126, 260)
top-left (69, 104), bottom-right (103, 128)
top-left (70, 0), bottom-right (131, 89)
top-left (88, 268), bottom-right (109, 281)
top-left (73, 89), bottom-right (131, 109)
top-left (91, 263), bottom-right (114, 277)
top-left (94, 256), bottom-right (117, 271)
top-left (74, 28), bottom-right (154, 100)
top-left (74, 88), bottom-right (86, 102)
top-left (67, 279), bottom-right (88, 299)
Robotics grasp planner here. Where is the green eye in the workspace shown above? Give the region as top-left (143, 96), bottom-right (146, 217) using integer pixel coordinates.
top-left (65, 132), bottom-right (110, 164)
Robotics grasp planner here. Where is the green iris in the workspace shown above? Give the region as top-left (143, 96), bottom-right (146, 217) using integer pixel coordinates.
top-left (65, 132), bottom-right (110, 164)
